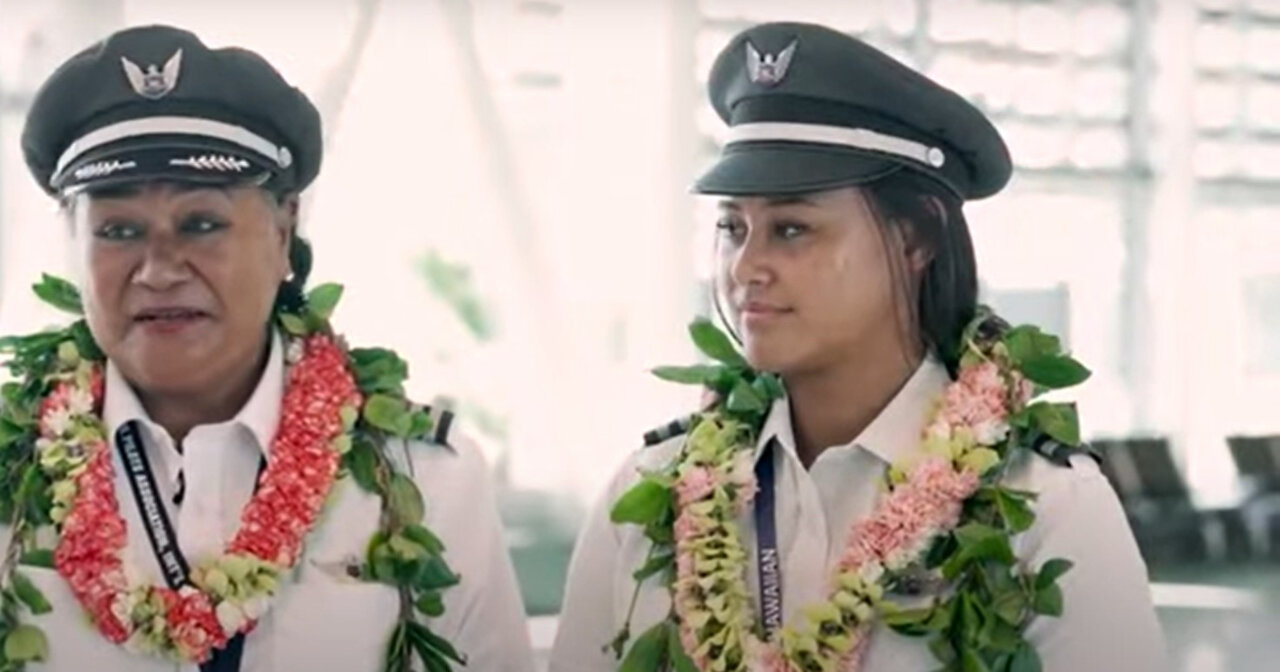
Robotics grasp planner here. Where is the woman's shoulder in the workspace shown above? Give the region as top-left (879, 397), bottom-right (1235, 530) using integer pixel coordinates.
top-left (1004, 441), bottom-right (1107, 494)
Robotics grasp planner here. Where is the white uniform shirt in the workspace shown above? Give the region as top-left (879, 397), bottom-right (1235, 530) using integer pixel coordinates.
top-left (551, 358), bottom-right (1168, 671)
top-left (18, 333), bottom-right (534, 671)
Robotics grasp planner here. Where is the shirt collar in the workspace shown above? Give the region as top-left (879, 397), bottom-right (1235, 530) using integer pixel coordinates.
top-left (754, 355), bottom-right (952, 467)
top-left (102, 331), bottom-right (285, 457)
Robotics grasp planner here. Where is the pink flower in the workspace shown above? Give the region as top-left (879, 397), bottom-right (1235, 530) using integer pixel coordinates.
top-left (676, 467), bottom-right (718, 506)
top-left (911, 457), bottom-right (980, 504)
top-left (674, 511), bottom-right (706, 543)
top-left (941, 362), bottom-right (1009, 442)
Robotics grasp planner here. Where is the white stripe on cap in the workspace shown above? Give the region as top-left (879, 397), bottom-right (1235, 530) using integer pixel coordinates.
top-left (52, 115), bottom-right (292, 184)
top-left (724, 122), bottom-right (946, 168)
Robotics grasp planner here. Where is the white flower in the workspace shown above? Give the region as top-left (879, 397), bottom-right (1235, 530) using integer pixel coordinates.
top-left (729, 450), bottom-right (755, 488)
top-left (66, 387), bottom-right (94, 416)
top-left (111, 593), bottom-right (135, 627)
top-left (972, 419), bottom-right (1010, 446)
top-left (216, 601), bottom-right (248, 634)
top-left (858, 562), bottom-right (885, 585)
top-left (44, 407), bottom-right (73, 437)
top-left (285, 340), bottom-right (304, 365)
top-left (241, 595), bottom-right (270, 621)
top-left (926, 418), bottom-right (952, 441)
top-left (124, 631), bottom-right (154, 655)
top-left (884, 548), bottom-right (914, 572)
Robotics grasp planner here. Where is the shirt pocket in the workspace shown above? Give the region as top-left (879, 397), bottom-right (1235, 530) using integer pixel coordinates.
top-left (267, 556), bottom-right (400, 670)
top-left (17, 565), bottom-right (175, 672)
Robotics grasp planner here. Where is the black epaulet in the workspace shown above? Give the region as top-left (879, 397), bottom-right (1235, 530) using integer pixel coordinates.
top-left (1030, 432), bottom-right (1101, 468)
top-left (642, 416), bottom-right (693, 448)
top-left (420, 404), bottom-right (456, 448)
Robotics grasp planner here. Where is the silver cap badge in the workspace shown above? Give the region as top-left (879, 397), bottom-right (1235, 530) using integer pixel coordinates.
top-left (121, 49), bottom-right (183, 100)
top-left (746, 39), bottom-right (798, 86)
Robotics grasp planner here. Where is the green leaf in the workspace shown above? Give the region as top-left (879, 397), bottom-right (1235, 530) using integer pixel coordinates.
top-left (382, 620), bottom-right (409, 672)
top-left (960, 646), bottom-right (991, 672)
top-left (755, 373), bottom-right (785, 400)
top-left (344, 439), bottom-right (381, 492)
top-left (69, 320), bottom-right (102, 360)
top-left (608, 626), bottom-right (632, 661)
top-left (688, 317), bottom-right (748, 368)
top-left (944, 524), bottom-right (1015, 579)
top-left (652, 365), bottom-right (721, 386)
top-left (955, 523), bottom-right (1002, 548)
top-left (349, 348), bottom-right (409, 394)
top-left (279, 313), bottom-right (308, 336)
top-left (666, 621), bottom-right (698, 672)
top-left (928, 633), bottom-right (958, 665)
top-left (388, 472), bottom-right (426, 526)
top-left (363, 395), bottom-right (408, 435)
top-left (415, 590), bottom-right (446, 618)
top-left (306, 283), bottom-right (344, 321)
top-left (407, 411), bottom-right (433, 439)
top-left (1020, 356), bottom-right (1090, 390)
top-left (1035, 559), bottom-right (1074, 591)
top-left (618, 621), bottom-right (667, 672)
top-left (1031, 583), bottom-right (1063, 617)
top-left (407, 620), bottom-right (467, 665)
top-left (995, 489), bottom-right (1035, 533)
top-left (388, 534), bottom-right (428, 562)
top-left (1028, 403), bottom-right (1081, 446)
top-left (415, 555), bottom-right (462, 591)
top-left (403, 524), bottom-right (446, 555)
top-left (31, 274), bottom-right (82, 315)
top-left (609, 478), bottom-right (671, 525)
top-left (1003, 326), bottom-right (1060, 365)
top-left (725, 378), bottom-right (765, 414)
top-left (0, 418), bottom-right (28, 446)
top-left (1009, 642), bottom-right (1043, 672)
top-left (3, 624), bottom-right (48, 662)
top-left (393, 413), bottom-right (414, 438)
top-left (18, 550), bottom-right (53, 570)
top-left (11, 572), bottom-right (50, 615)
top-left (881, 606), bottom-right (934, 627)
top-left (992, 589), bottom-right (1027, 625)
top-left (631, 550), bottom-right (675, 582)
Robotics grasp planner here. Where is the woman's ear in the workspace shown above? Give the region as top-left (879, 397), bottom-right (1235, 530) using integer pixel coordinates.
top-left (274, 193), bottom-right (300, 279)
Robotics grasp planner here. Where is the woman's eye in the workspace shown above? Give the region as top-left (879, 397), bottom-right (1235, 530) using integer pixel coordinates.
top-left (716, 218), bottom-right (746, 240)
top-left (775, 222), bottom-right (808, 240)
top-left (95, 221), bottom-right (143, 240)
top-left (181, 215), bottom-right (227, 234)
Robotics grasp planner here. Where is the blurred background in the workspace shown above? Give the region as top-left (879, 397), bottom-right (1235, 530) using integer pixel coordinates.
top-left (1, 0), bottom-right (1277, 669)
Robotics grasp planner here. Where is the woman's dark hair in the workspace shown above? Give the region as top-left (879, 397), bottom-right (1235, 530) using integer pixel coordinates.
top-left (265, 186), bottom-right (312, 315)
top-left (861, 169), bottom-right (979, 376)
top-left (273, 232), bottom-right (312, 314)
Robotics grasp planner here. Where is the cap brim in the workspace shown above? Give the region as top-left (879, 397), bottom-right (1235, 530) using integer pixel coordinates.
top-left (693, 142), bottom-right (909, 196)
top-left (54, 138), bottom-right (274, 194)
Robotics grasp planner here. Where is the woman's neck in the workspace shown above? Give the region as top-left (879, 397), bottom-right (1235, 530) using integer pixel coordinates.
top-left (784, 332), bottom-right (923, 468)
top-left (136, 341), bottom-right (271, 445)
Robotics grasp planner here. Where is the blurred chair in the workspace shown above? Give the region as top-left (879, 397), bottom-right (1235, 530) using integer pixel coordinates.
top-left (1227, 435), bottom-right (1280, 558)
top-left (1094, 437), bottom-right (1231, 562)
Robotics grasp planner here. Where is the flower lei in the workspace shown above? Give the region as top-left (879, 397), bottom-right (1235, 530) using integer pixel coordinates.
top-left (609, 309), bottom-right (1091, 672)
top-left (0, 275), bottom-right (466, 671)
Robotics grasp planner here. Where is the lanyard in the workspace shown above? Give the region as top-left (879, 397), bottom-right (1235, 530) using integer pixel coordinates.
top-left (116, 420), bottom-right (253, 672)
top-left (753, 438), bottom-right (783, 636)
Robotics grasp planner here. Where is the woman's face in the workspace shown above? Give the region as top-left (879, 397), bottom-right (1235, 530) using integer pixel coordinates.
top-left (69, 181), bottom-right (292, 397)
top-left (714, 186), bottom-right (922, 376)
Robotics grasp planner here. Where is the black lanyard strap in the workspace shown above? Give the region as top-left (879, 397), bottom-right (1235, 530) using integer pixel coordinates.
top-left (753, 438), bottom-right (783, 636)
top-left (115, 420), bottom-right (251, 672)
